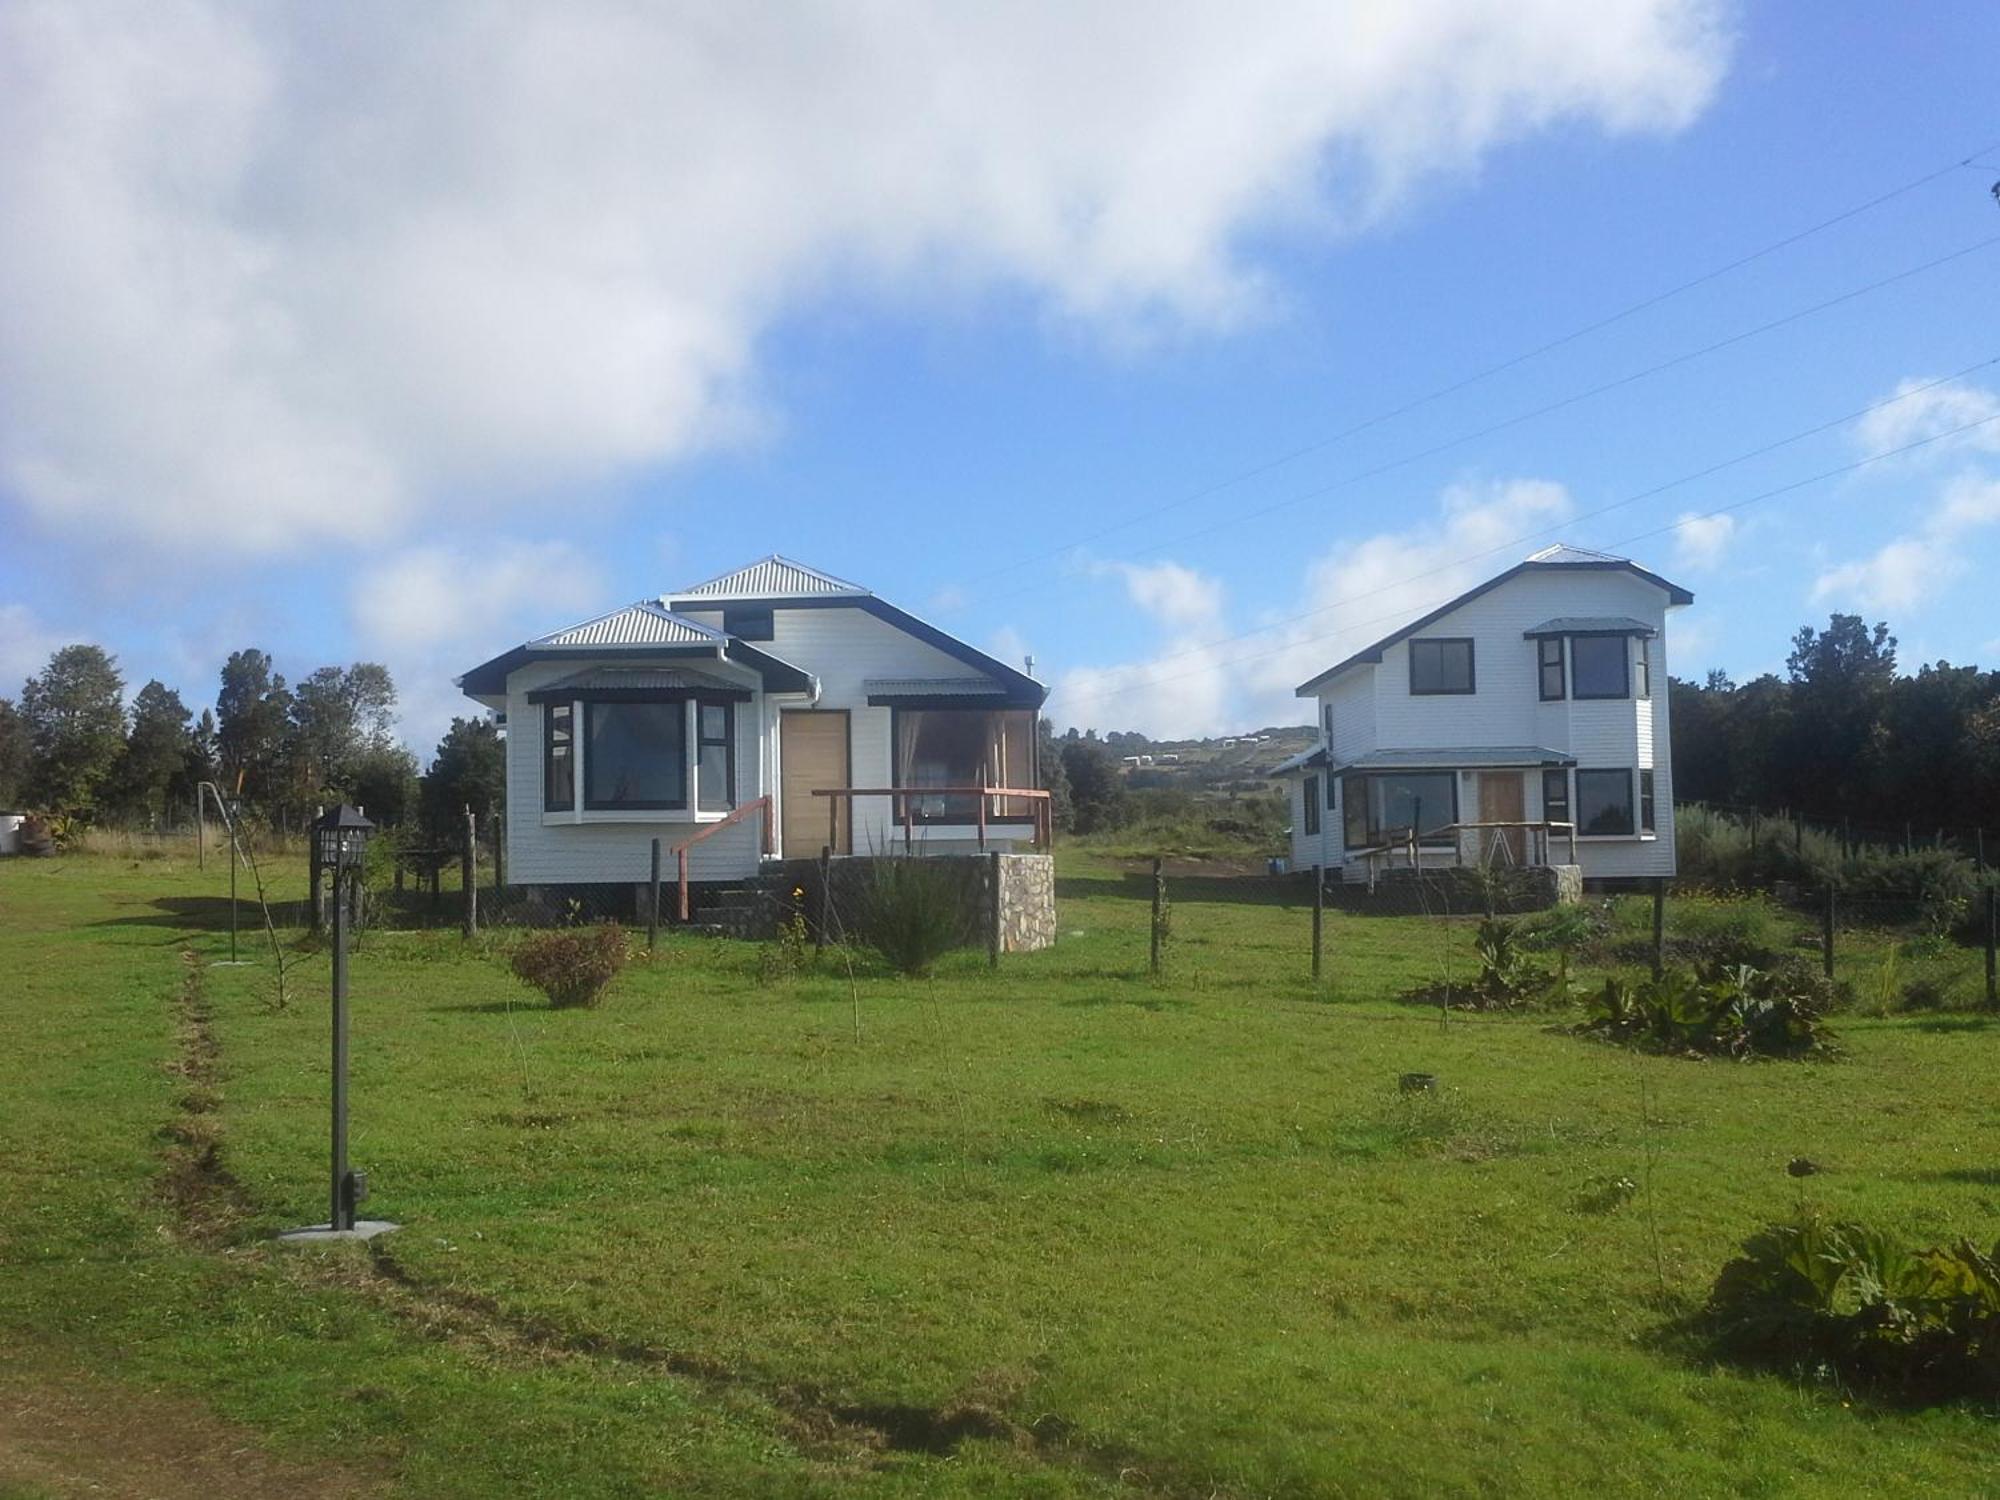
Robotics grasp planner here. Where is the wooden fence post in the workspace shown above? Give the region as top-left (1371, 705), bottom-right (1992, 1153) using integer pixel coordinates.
top-left (462, 809), bottom-right (478, 939)
top-left (648, 837), bottom-right (662, 952)
top-left (1651, 877), bottom-right (1666, 981)
top-left (988, 849), bottom-right (1003, 970)
top-left (1311, 865), bottom-right (1324, 984)
top-left (816, 846), bottom-right (832, 950)
top-left (1985, 885), bottom-right (1997, 1010)
top-left (1149, 857), bottom-right (1164, 976)
top-left (1821, 883), bottom-right (1835, 981)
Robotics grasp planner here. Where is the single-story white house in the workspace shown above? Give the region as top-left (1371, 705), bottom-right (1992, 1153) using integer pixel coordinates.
top-left (1275, 543), bottom-right (1691, 883)
top-left (458, 556), bottom-right (1049, 891)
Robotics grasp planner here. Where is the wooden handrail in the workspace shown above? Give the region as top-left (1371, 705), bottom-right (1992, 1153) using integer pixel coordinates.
top-left (667, 796), bottom-right (773, 921)
top-left (809, 785), bottom-right (1053, 852)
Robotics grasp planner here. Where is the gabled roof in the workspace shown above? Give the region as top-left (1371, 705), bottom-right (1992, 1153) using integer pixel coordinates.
top-left (534, 601), bottom-right (725, 647)
top-left (1294, 544), bottom-right (1692, 697)
top-left (670, 554), bottom-right (868, 600)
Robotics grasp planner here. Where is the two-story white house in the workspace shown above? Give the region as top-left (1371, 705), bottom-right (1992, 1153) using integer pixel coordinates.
top-left (1276, 544), bottom-right (1691, 884)
top-left (456, 556), bottom-right (1048, 894)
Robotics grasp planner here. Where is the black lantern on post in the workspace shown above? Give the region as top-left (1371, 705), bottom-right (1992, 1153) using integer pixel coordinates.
top-left (281, 805), bottom-right (396, 1242)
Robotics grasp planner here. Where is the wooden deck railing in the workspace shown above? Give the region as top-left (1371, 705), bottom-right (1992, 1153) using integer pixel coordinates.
top-left (668, 796), bottom-right (773, 920)
top-left (809, 785), bottom-right (1054, 853)
top-left (1348, 819), bottom-right (1578, 888)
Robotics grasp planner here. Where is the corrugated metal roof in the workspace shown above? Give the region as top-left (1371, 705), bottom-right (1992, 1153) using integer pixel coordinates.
top-left (528, 666), bottom-right (747, 696)
top-left (862, 676), bottom-right (1008, 699)
top-left (1269, 746), bottom-right (1328, 776)
top-left (672, 555), bottom-right (869, 600)
top-left (1339, 747), bottom-right (1575, 771)
top-left (533, 602), bottom-right (725, 647)
top-left (1524, 543), bottom-right (1628, 565)
top-left (1523, 616), bottom-right (1657, 637)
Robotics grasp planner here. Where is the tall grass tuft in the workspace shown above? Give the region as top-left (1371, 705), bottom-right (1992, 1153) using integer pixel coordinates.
top-left (855, 857), bottom-right (971, 976)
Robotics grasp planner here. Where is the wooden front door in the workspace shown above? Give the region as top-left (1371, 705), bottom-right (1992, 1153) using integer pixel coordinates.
top-left (781, 711), bottom-right (850, 856)
top-left (1478, 771), bottom-right (1525, 865)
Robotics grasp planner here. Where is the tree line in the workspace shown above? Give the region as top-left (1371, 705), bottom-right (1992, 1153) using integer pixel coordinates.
top-left (0, 644), bottom-right (503, 841)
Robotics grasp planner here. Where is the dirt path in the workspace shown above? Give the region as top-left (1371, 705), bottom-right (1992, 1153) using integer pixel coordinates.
top-left (0, 1365), bottom-right (379, 1499)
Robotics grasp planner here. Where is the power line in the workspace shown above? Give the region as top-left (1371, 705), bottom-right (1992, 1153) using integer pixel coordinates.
top-left (966, 140), bottom-right (2000, 591)
top-left (1044, 405), bottom-right (2000, 713)
top-left (1034, 357), bottom-right (2000, 684)
top-left (983, 231), bottom-right (2000, 613)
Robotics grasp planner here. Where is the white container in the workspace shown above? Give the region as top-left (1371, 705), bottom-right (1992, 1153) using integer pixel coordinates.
top-left (0, 813), bottom-right (22, 856)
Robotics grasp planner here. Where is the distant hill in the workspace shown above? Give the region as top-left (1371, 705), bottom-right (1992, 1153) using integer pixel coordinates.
top-left (1091, 724), bottom-right (1317, 794)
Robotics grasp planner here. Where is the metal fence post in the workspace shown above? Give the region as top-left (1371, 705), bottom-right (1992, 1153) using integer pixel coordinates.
top-left (1311, 865), bottom-right (1324, 983)
top-left (1651, 877), bottom-right (1666, 981)
top-left (648, 837), bottom-right (662, 952)
top-left (1821, 883), bottom-right (1836, 981)
top-left (988, 849), bottom-right (1003, 970)
top-left (1149, 857), bottom-right (1163, 976)
top-left (462, 809), bottom-right (478, 939)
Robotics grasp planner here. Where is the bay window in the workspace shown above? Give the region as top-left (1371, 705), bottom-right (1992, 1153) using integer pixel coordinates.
top-left (1341, 770), bottom-right (1457, 849)
top-left (586, 702), bottom-right (685, 810)
top-left (1640, 769), bottom-right (1656, 833)
top-left (1303, 775), bottom-right (1321, 836)
top-left (1538, 637), bottom-right (1566, 700)
top-left (893, 708), bottom-right (1035, 824)
top-left (1576, 768), bottom-right (1635, 836)
top-left (544, 703), bottom-right (574, 812)
top-left (535, 691), bottom-right (743, 816)
top-left (1571, 635), bottom-right (1629, 699)
top-left (697, 701), bottom-right (734, 811)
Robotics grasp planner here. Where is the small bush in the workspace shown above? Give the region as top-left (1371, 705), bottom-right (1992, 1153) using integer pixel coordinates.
top-left (1400, 916), bottom-right (1564, 1011)
top-left (509, 924), bottom-right (628, 1008)
top-left (856, 858), bottom-right (971, 976)
top-left (1576, 963), bottom-right (1831, 1058)
top-left (1841, 847), bottom-right (1978, 937)
top-left (1704, 1213), bottom-right (2000, 1402)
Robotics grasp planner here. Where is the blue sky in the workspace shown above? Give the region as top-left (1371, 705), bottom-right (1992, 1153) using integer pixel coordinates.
top-left (2, 2), bottom-right (1997, 750)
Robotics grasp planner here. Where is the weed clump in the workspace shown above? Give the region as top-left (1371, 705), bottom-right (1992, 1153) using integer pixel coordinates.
top-left (1704, 1213), bottom-right (2000, 1402)
top-left (509, 924), bottom-right (628, 1008)
top-left (856, 858), bottom-right (970, 976)
top-left (1575, 964), bottom-right (1831, 1058)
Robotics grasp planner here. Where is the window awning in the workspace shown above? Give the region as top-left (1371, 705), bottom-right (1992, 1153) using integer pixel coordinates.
top-left (526, 667), bottom-right (752, 703)
top-left (1522, 616), bottom-right (1657, 638)
top-left (864, 676), bottom-right (1032, 707)
top-left (1334, 747), bottom-right (1576, 772)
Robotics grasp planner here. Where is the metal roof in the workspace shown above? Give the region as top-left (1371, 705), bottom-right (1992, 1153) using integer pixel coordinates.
top-left (525, 666), bottom-right (749, 701)
top-left (1523, 616), bottom-right (1658, 638)
top-left (533, 601), bottom-right (725, 647)
top-left (671, 555), bottom-right (869, 600)
top-left (863, 676), bottom-right (1010, 700)
top-left (1269, 746), bottom-right (1329, 776)
top-left (1339, 747), bottom-right (1575, 771)
top-left (1294, 544), bottom-right (1692, 696)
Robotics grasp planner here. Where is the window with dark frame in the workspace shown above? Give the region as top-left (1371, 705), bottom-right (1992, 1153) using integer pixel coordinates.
top-left (1322, 701), bottom-right (1334, 745)
top-left (1341, 770), bottom-right (1457, 847)
top-left (1303, 775), bottom-right (1321, 836)
top-left (1542, 767), bottom-right (1569, 827)
top-left (1640, 768), bottom-right (1656, 833)
top-left (544, 702), bottom-right (574, 812)
top-left (584, 701), bottom-right (687, 810)
top-left (722, 606), bottom-right (775, 641)
top-left (1326, 769), bottom-right (1337, 810)
top-left (1409, 638), bottom-right (1475, 695)
top-left (1570, 635), bottom-right (1630, 699)
top-left (1576, 768), bottom-right (1635, 836)
top-left (1538, 636), bottom-right (1566, 700)
top-left (697, 700), bottom-right (734, 811)
top-left (1635, 640), bottom-right (1652, 698)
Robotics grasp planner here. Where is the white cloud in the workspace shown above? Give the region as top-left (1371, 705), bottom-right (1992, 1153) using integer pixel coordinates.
top-left (349, 538), bottom-right (606, 751)
top-left (1856, 376), bottom-right (2000, 458)
top-left (1097, 559), bottom-right (1227, 629)
top-left (0, 602), bottom-right (85, 694)
top-left (0, 2), bottom-right (1730, 559)
top-left (1673, 510), bottom-right (1736, 570)
top-left (1810, 473), bottom-right (2000, 615)
top-left (1050, 476), bottom-right (1585, 735)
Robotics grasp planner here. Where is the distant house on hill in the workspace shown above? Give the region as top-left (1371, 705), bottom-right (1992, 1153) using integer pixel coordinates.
top-left (1273, 544), bottom-right (1691, 883)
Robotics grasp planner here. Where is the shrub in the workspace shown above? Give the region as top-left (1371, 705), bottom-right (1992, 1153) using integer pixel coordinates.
top-left (1400, 916), bottom-right (1562, 1011)
top-left (509, 924), bottom-right (628, 1008)
top-left (1840, 847), bottom-right (1978, 937)
top-left (1704, 1213), bottom-right (2000, 1401)
top-left (855, 858), bottom-right (971, 976)
top-left (1576, 963), bottom-right (1831, 1058)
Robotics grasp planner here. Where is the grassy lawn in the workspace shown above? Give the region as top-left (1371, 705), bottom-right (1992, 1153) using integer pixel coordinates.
top-left (2, 850), bottom-right (1997, 1496)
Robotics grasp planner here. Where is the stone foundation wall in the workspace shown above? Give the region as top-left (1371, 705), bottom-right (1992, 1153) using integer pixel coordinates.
top-left (994, 852), bottom-right (1056, 953)
top-left (766, 851), bottom-right (1057, 955)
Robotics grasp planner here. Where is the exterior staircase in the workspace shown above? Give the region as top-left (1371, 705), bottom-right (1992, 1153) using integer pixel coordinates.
top-left (677, 883), bottom-right (784, 940)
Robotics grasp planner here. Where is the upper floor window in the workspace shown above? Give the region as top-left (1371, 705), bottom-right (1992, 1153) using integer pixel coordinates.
top-left (1409, 638), bottom-right (1475, 696)
top-left (723, 606), bottom-right (775, 641)
top-left (1538, 637), bottom-right (1565, 701)
top-left (1322, 702), bottom-right (1334, 745)
top-left (1635, 640), bottom-right (1652, 699)
top-left (1571, 635), bottom-right (1630, 699)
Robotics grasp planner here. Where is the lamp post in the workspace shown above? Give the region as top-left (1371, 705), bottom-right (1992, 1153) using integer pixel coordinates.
top-left (280, 804), bottom-right (397, 1243)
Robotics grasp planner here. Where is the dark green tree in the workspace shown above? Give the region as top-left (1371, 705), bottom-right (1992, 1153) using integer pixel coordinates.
top-left (216, 649), bottom-right (293, 803)
top-left (1036, 717), bottom-right (1074, 832)
top-left (1060, 737), bottom-right (1128, 834)
top-left (0, 698), bottom-right (28, 808)
top-left (1782, 615), bottom-right (1897, 814)
top-left (422, 716), bottom-right (507, 837)
top-left (347, 743), bottom-right (422, 827)
top-left (110, 680), bottom-right (193, 822)
top-left (290, 662), bottom-right (398, 795)
top-left (20, 644), bottom-right (127, 816)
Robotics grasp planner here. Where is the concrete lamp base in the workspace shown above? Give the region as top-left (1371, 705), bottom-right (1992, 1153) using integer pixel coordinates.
top-left (274, 1220), bottom-right (401, 1245)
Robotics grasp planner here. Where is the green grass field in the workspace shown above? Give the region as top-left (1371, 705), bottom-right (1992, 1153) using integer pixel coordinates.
top-left (2, 850), bottom-right (1996, 1497)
